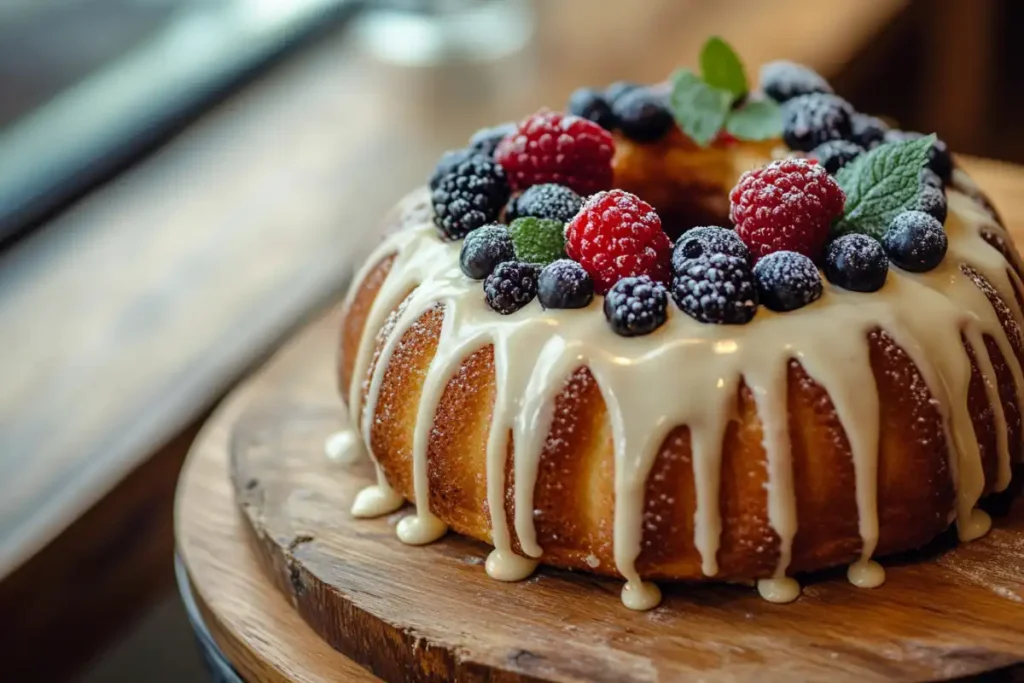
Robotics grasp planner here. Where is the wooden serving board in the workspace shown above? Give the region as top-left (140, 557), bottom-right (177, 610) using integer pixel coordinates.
top-left (217, 297), bottom-right (1024, 683)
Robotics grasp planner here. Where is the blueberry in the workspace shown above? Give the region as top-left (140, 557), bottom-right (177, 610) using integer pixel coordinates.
top-left (538, 259), bottom-right (594, 309)
top-left (672, 226), bottom-right (750, 273)
top-left (760, 60), bottom-right (833, 103)
top-left (849, 113), bottom-right (889, 149)
top-left (568, 88), bottom-right (616, 130)
top-left (921, 167), bottom-right (944, 190)
top-left (824, 234), bottom-right (888, 292)
top-left (611, 88), bottom-right (674, 143)
top-left (917, 185), bottom-right (947, 224)
top-left (753, 251), bottom-right (823, 312)
top-left (781, 93), bottom-right (855, 152)
top-left (484, 261), bottom-right (538, 314)
top-left (882, 211), bottom-right (947, 272)
top-left (460, 225), bottom-right (515, 279)
top-left (506, 184), bottom-right (583, 224)
top-left (469, 122), bottom-right (517, 157)
top-left (605, 81), bottom-right (641, 104)
top-left (604, 275), bottom-right (669, 336)
top-left (810, 139), bottom-right (864, 175)
top-left (429, 148), bottom-right (476, 189)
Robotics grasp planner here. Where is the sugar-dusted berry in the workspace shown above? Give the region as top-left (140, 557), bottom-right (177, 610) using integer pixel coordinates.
top-left (760, 60), bottom-right (833, 103)
top-left (568, 88), bottom-right (616, 130)
top-left (432, 156), bottom-right (511, 240)
top-left (506, 183), bottom-right (583, 224)
top-left (672, 226), bottom-right (749, 274)
top-left (538, 259), bottom-right (594, 310)
top-left (484, 261), bottom-right (538, 314)
top-left (824, 234), bottom-right (888, 292)
top-left (882, 210), bottom-right (947, 273)
top-left (460, 225), bottom-right (515, 280)
top-left (781, 93), bottom-right (855, 152)
top-left (810, 139), bottom-right (864, 175)
top-left (849, 113), bottom-right (889, 149)
top-left (672, 252), bottom-right (758, 324)
top-left (469, 122), bottom-right (517, 157)
top-left (729, 157), bottom-right (846, 261)
top-left (604, 275), bottom-right (669, 336)
top-left (753, 250), bottom-right (823, 312)
top-left (565, 189), bottom-right (671, 294)
top-left (612, 88), bottom-right (674, 143)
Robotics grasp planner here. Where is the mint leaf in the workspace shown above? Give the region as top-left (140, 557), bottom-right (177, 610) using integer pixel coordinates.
top-left (725, 99), bottom-right (782, 141)
top-left (699, 37), bottom-right (747, 99)
top-left (834, 134), bottom-right (935, 239)
top-left (670, 68), bottom-right (733, 147)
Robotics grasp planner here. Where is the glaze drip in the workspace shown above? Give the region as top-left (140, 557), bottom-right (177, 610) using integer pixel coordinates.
top-left (341, 183), bottom-right (1022, 610)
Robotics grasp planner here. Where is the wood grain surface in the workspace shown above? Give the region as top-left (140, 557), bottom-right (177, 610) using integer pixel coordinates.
top-left (175, 157), bottom-right (1024, 683)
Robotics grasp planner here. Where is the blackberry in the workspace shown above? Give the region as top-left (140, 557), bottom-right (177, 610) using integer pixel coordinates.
top-left (506, 183), bottom-right (583, 224)
top-left (753, 251), bottom-right (823, 312)
top-left (538, 259), bottom-right (594, 309)
top-left (432, 156), bottom-right (510, 240)
top-left (484, 261), bottom-right (538, 314)
top-left (824, 234), bottom-right (888, 293)
top-left (760, 60), bottom-right (833, 103)
top-left (460, 225), bottom-right (514, 280)
top-left (882, 211), bottom-right (947, 273)
top-left (429, 148), bottom-right (477, 189)
top-left (568, 88), bottom-right (616, 130)
top-left (469, 122), bottom-right (517, 157)
top-left (611, 88), bottom-right (674, 143)
top-left (672, 226), bottom-right (749, 274)
top-left (884, 130), bottom-right (953, 182)
top-left (672, 252), bottom-right (758, 324)
top-left (849, 113), bottom-right (889, 149)
top-left (810, 139), bottom-right (864, 175)
top-left (781, 93), bottom-right (854, 152)
top-left (604, 275), bottom-right (669, 336)
top-left (917, 184), bottom-right (948, 224)
top-left (605, 81), bottom-right (641, 104)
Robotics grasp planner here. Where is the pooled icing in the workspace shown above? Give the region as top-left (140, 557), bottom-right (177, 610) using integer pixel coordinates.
top-left (341, 179), bottom-right (1022, 610)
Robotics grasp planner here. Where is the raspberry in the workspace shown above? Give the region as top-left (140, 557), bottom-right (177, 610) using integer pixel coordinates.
top-left (568, 87), bottom-right (616, 130)
top-left (564, 189), bottom-right (671, 294)
top-left (469, 122), bottom-right (517, 157)
top-left (604, 275), bottom-right (669, 336)
top-left (729, 158), bottom-right (846, 261)
top-left (495, 109), bottom-right (615, 195)
top-left (484, 261), bottom-right (538, 314)
top-left (432, 156), bottom-right (510, 240)
top-left (506, 183), bottom-right (583, 224)
top-left (824, 234), bottom-right (888, 292)
top-left (672, 252), bottom-right (757, 324)
top-left (882, 211), bottom-right (947, 273)
top-left (460, 225), bottom-right (514, 280)
top-left (612, 88), bottom-right (674, 143)
top-left (753, 251), bottom-right (823, 312)
top-left (508, 217), bottom-right (566, 266)
top-left (672, 226), bottom-right (749, 274)
top-left (850, 113), bottom-right (888, 149)
top-left (781, 93), bottom-right (854, 152)
top-left (538, 259), bottom-right (594, 309)
top-left (810, 139), bottom-right (864, 175)
top-left (884, 130), bottom-right (953, 182)
top-left (760, 61), bottom-right (833, 103)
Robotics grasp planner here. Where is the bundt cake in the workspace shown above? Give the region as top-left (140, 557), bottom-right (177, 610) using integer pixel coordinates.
top-left (335, 39), bottom-right (1023, 611)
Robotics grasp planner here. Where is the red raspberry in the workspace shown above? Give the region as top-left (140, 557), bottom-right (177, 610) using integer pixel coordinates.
top-left (729, 158), bottom-right (845, 261)
top-left (565, 190), bottom-right (671, 294)
top-left (495, 109), bottom-right (615, 195)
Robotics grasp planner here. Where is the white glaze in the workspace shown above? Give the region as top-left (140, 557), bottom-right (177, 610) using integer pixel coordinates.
top-left (847, 559), bottom-right (885, 588)
top-left (324, 430), bottom-right (363, 464)
top-left (342, 184), bottom-right (1023, 611)
top-left (351, 465), bottom-right (405, 518)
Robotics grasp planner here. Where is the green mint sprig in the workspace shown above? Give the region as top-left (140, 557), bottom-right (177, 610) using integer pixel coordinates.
top-left (670, 36), bottom-right (782, 147)
top-left (833, 134), bottom-right (935, 239)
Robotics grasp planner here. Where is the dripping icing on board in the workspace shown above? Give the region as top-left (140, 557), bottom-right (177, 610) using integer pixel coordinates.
top-left (342, 183), bottom-right (1023, 610)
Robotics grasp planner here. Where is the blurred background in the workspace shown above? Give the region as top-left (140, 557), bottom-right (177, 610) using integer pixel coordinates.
top-left (0, 0), bottom-right (1019, 680)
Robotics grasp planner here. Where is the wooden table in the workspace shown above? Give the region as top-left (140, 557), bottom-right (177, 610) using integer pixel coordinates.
top-left (0, 1), bottom-right (914, 678)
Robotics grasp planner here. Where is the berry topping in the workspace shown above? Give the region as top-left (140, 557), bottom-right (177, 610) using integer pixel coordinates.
top-left (729, 158), bottom-right (846, 261)
top-left (429, 148), bottom-right (477, 189)
top-left (469, 122), bottom-right (518, 157)
top-left (495, 109), bottom-right (615, 195)
top-left (565, 189), bottom-right (672, 294)
top-left (884, 130), bottom-right (953, 182)
top-left (759, 60), bottom-right (833, 103)
top-left (921, 167), bottom-right (944, 190)
top-left (824, 234), bottom-right (888, 292)
top-left (506, 183), bottom-right (583, 224)
top-left (508, 217), bottom-right (567, 266)
top-left (432, 156), bottom-right (511, 240)
top-left (810, 139), bottom-right (864, 175)
top-left (881, 210), bottom-right (948, 273)
top-left (568, 88), bottom-right (617, 130)
top-left (604, 275), bottom-right (669, 336)
top-left (538, 259), bottom-right (594, 310)
top-left (611, 88), bottom-right (674, 143)
top-left (606, 81), bottom-right (641, 104)
top-left (849, 113), bottom-right (889, 149)
top-left (672, 226), bottom-right (749, 273)
top-left (781, 93), bottom-right (854, 152)
top-left (460, 225), bottom-right (515, 280)
top-left (671, 251), bottom-right (758, 324)
top-left (484, 261), bottom-right (538, 314)
top-left (917, 184), bottom-right (948, 224)
top-left (752, 250), bottom-right (822, 312)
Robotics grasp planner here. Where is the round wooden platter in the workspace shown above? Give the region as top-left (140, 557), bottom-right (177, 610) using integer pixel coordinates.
top-left (182, 306), bottom-right (1024, 683)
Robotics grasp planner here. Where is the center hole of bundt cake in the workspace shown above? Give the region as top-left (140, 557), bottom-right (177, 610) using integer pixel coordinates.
top-left (611, 130), bottom-right (775, 240)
